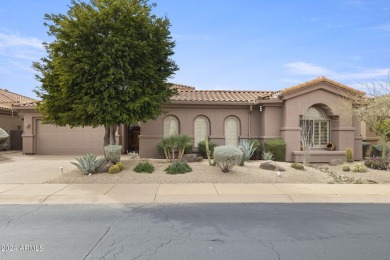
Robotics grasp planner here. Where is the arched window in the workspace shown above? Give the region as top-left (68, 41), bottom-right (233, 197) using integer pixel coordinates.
top-left (163, 116), bottom-right (179, 137)
top-left (194, 116), bottom-right (209, 147)
top-left (225, 117), bottom-right (239, 146)
top-left (300, 107), bottom-right (329, 148)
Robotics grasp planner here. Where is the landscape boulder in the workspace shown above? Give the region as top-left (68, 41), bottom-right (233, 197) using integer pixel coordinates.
top-left (260, 161), bottom-right (286, 171)
top-left (183, 154), bottom-right (197, 163)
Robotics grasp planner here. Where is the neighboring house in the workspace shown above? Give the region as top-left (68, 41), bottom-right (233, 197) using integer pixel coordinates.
top-left (0, 89), bottom-right (37, 150)
top-left (16, 77), bottom-right (367, 162)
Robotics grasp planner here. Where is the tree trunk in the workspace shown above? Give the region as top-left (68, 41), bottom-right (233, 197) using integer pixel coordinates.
top-left (110, 125), bottom-right (117, 145)
top-left (104, 125), bottom-right (110, 146)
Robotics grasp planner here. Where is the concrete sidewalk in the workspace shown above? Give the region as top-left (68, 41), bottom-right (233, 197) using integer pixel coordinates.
top-left (1, 183), bottom-right (390, 204)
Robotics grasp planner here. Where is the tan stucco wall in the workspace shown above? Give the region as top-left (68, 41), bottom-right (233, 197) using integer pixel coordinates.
top-left (139, 104), bottom-right (262, 158)
top-left (19, 81), bottom-right (363, 162)
top-left (21, 110), bottom-right (122, 155)
top-left (281, 83), bottom-right (361, 162)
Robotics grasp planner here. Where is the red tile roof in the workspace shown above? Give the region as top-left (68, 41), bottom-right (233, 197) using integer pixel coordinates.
top-left (0, 89), bottom-right (37, 110)
top-left (171, 89), bottom-right (275, 103)
top-left (281, 76), bottom-right (365, 96)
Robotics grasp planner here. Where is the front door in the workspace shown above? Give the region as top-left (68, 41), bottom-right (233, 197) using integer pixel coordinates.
top-left (128, 125), bottom-right (140, 152)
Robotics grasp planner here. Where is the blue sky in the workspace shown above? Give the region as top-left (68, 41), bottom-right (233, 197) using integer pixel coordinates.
top-left (0, 0), bottom-right (389, 99)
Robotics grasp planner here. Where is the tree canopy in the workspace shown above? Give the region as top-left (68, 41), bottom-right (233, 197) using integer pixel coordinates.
top-left (342, 73), bottom-right (390, 158)
top-left (34, 0), bottom-right (178, 145)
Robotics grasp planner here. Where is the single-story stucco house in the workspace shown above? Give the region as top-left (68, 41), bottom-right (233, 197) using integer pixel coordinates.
top-left (0, 89), bottom-right (37, 150)
top-left (15, 76), bottom-right (370, 162)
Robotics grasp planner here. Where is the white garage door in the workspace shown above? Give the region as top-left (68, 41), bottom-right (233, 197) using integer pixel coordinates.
top-left (36, 120), bottom-right (105, 155)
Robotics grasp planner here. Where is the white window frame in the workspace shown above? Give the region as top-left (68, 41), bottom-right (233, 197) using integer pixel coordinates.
top-left (300, 107), bottom-right (330, 148)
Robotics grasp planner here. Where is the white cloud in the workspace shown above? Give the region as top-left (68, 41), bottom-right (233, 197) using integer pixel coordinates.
top-left (0, 32), bottom-right (43, 49)
top-left (373, 24), bottom-right (390, 31)
top-left (283, 61), bottom-right (330, 75)
top-left (283, 61), bottom-right (390, 88)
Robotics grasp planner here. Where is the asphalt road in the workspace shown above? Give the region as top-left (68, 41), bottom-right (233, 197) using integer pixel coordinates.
top-left (0, 204), bottom-right (390, 260)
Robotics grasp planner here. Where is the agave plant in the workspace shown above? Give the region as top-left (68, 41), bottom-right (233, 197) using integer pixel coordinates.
top-left (239, 139), bottom-right (256, 161)
top-left (71, 153), bottom-right (106, 175)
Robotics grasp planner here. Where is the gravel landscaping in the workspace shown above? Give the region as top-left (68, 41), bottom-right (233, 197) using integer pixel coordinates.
top-left (46, 158), bottom-right (390, 184)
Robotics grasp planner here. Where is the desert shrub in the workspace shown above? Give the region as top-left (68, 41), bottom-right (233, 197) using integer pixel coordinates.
top-left (165, 161), bottom-right (192, 174)
top-left (128, 151), bottom-right (139, 159)
top-left (249, 139), bottom-right (260, 160)
top-left (262, 151), bottom-right (274, 161)
top-left (364, 157), bottom-right (390, 170)
top-left (352, 163), bottom-right (367, 173)
top-left (214, 146), bottom-right (243, 173)
top-left (291, 162), bottom-right (304, 170)
top-left (346, 148), bottom-right (353, 163)
top-left (104, 145), bottom-right (122, 163)
top-left (239, 139), bottom-right (256, 161)
top-left (196, 156), bottom-right (203, 162)
top-left (134, 162), bottom-right (155, 173)
top-left (342, 165), bottom-right (350, 171)
top-left (71, 153), bottom-right (106, 175)
top-left (116, 162), bottom-right (124, 171)
top-left (264, 139), bottom-right (286, 161)
top-left (108, 165), bottom-right (121, 174)
top-left (198, 140), bottom-right (216, 158)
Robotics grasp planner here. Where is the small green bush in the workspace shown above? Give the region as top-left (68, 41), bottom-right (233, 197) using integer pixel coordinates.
top-left (134, 162), bottom-right (155, 173)
top-left (116, 162), bottom-right (124, 171)
top-left (214, 146), bottom-right (243, 172)
top-left (291, 162), bottom-right (304, 170)
top-left (198, 140), bottom-right (216, 158)
top-left (165, 161), bottom-right (192, 174)
top-left (342, 165), bottom-right (350, 171)
top-left (346, 148), bottom-right (353, 163)
top-left (264, 139), bottom-right (286, 161)
top-left (352, 163), bottom-right (367, 173)
top-left (108, 165), bottom-right (121, 174)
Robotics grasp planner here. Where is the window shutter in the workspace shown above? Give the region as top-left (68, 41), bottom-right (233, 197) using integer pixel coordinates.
top-left (225, 118), bottom-right (239, 146)
top-left (194, 117), bottom-right (208, 147)
top-left (163, 116), bottom-right (178, 137)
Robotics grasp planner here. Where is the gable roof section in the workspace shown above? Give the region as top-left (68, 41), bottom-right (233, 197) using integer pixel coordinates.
top-left (171, 89), bottom-right (275, 103)
top-left (0, 89), bottom-right (37, 110)
top-left (169, 83), bottom-right (196, 91)
top-left (280, 76), bottom-right (365, 96)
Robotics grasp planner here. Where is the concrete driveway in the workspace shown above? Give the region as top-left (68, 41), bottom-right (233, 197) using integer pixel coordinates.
top-left (0, 152), bottom-right (78, 184)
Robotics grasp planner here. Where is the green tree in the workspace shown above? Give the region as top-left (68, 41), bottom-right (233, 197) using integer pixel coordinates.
top-left (33, 0), bottom-right (178, 146)
top-left (341, 73), bottom-right (390, 158)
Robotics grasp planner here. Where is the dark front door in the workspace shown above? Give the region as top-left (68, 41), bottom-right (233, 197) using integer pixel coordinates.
top-left (128, 126), bottom-right (140, 152)
top-left (10, 130), bottom-right (23, 150)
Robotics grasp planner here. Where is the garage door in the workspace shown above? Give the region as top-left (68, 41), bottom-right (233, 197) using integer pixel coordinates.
top-left (36, 120), bottom-right (105, 155)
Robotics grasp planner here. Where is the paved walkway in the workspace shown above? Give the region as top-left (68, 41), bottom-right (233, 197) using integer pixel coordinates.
top-left (0, 183), bottom-right (390, 204)
top-left (1, 152), bottom-right (390, 204)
